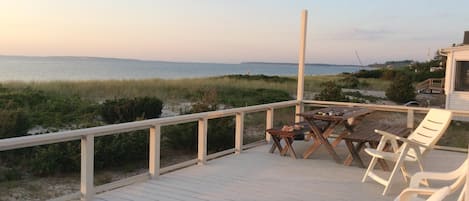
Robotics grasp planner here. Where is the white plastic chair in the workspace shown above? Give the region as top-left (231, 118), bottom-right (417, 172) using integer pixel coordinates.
top-left (410, 159), bottom-right (467, 200)
top-left (394, 159), bottom-right (467, 201)
top-left (395, 186), bottom-right (451, 201)
top-left (362, 109), bottom-right (452, 195)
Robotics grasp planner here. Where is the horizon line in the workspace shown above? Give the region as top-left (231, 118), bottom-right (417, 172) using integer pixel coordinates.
top-left (0, 54), bottom-right (383, 67)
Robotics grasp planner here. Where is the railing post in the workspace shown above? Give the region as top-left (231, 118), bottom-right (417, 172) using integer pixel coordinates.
top-left (235, 112), bottom-right (245, 154)
top-left (149, 125), bottom-right (161, 179)
top-left (407, 109), bottom-right (414, 129)
top-left (265, 108), bottom-right (274, 143)
top-left (198, 118), bottom-right (208, 165)
top-left (81, 135), bottom-right (94, 201)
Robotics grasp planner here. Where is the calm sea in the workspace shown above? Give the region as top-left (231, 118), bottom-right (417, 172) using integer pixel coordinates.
top-left (0, 56), bottom-right (364, 81)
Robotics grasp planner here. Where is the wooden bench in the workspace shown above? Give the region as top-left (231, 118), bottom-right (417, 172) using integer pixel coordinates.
top-left (343, 124), bottom-right (411, 170)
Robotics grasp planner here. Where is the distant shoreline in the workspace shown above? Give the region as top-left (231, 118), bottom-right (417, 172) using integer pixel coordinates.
top-left (240, 61), bottom-right (369, 68)
top-left (1, 55), bottom-right (366, 67)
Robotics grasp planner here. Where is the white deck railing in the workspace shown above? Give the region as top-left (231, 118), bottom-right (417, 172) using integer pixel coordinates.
top-left (1, 100), bottom-right (468, 201)
top-left (0, 100), bottom-right (299, 201)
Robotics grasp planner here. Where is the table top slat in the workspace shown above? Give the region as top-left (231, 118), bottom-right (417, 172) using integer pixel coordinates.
top-left (299, 107), bottom-right (372, 121)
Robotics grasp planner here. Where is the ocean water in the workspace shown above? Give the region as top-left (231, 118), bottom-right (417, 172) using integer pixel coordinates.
top-left (0, 56), bottom-right (364, 81)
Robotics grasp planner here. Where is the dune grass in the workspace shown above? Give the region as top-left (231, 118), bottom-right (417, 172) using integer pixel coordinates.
top-left (1, 75), bottom-right (389, 103)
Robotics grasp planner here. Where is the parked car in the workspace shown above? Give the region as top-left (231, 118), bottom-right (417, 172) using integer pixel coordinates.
top-left (403, 101), bottom-right (420, 107)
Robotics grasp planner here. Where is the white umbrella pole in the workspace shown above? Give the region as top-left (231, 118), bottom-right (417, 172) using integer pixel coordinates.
top-left (295, 9), bottom-right (308, 123)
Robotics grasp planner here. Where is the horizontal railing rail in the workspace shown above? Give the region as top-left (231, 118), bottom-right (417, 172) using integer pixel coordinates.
top-left (0, 100), bottom-right (298, 152)
top-left (302, 100), bottom-right (469, 117)
top-left (416, 78), bottom-right (445, 92)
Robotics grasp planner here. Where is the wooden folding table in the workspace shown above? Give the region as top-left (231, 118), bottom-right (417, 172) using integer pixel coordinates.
top-left (298, 107), bottom-right (372, 163)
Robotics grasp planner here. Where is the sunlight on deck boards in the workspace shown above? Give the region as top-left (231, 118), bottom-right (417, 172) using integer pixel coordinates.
top-left (94, 142), bottom-right (465, 201)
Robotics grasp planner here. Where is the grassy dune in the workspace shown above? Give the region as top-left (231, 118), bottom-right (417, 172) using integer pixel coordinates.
top-left (1, 75), bottom-right (389, 103)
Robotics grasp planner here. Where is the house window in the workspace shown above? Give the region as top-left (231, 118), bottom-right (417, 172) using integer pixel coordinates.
top-left (455, 61), bottom-right (469, 91)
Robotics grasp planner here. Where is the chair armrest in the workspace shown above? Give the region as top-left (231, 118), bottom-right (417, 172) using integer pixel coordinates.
top-left (410, 160), bottom-right (467, 188)
top-left (411, 172), bottom-right (460, 187)
top-left (374, 129), bottom-right (432, 149)
top-left (394, 187), bottom-right (450, 201)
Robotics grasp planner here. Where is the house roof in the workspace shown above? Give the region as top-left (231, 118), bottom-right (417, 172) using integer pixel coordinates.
top-left (440, 44), bottom-right (469, 53)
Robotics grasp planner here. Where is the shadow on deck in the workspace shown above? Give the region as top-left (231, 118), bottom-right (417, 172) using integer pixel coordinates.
top-left (94, 142), bottom-right (465, 201)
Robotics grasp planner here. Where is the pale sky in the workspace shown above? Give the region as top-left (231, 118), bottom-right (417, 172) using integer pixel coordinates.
top-left (1, 0), bottom-right (468, 65)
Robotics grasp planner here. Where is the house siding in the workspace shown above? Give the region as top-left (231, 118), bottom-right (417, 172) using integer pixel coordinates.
top-left (448, 92), bottom-right (469, 110)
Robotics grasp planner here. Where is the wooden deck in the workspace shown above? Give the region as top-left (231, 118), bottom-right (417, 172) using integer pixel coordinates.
top-left (94, 142), bottom-right (466, 201)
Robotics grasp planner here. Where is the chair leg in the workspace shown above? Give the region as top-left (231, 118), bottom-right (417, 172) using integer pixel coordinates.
top-left (362, 155), bottom-right (379, 183)
top-left (400, 163), bottom-right (410, 183)
top-left (362, 140), bottom-right (388, 183)
top-left (382, 149), bottom-right (408, 195)
top-left (383, 160), bottom-right (402, 194)
top-left (416, 158), bottom-right (429, 187)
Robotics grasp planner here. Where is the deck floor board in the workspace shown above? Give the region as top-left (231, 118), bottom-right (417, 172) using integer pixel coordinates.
top-left (94, 142), bottom-right (465, 201)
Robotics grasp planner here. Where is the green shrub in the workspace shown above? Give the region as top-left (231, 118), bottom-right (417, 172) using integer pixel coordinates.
top-left (381, 69), bottom-right (396, 80)
top-left (94, 131), bottom-right (149, 169)
top-left (339, 75), bottom-right (359, 88)
top-left (30, 142), bottom-right (80, 175)
top-left (0, 90), bottom-right (163, 176)
top-left (385, 73), bottom-right (416, 103)
top-left (101, 97), bottom-right (163, 124)
top-left (0, 87), bottom-right (98, 129)
top-left (207, 117), bottom-right (235, 153)
top-left (163, 122), bottom-right (198, 152)
top-left (354, 69), bottom-right (383, 78)
top-left (315, 81), bottom-right (349, 102)
top-left (163, 118), bottom-right (235, 154)
top-left (413, 70), bottom-right (445, 82)
top-left (164, 89), bottom-right (235, 153)
top-left (0, 109), bottom-right (30, 139)
top-left (218, 88), bottom-right (291, 107)
top-left (343, 91), bottom-right (382, 103)
top-left (359, 80), bottom-right (370, 88)
top-left (220, 74), bottom-right (295, 83)
top-left (0, 167), bottom-right (22, 182)
top-left (27, 130), bottom-right (150, 176)
top-left (26, 132), bottom-right (150, 176)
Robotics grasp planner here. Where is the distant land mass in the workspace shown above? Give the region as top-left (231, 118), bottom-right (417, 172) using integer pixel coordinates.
top-left (0, 55), bottom-right (160, 63)
top-left (367, 60), bottom-right (414, 68)
top-left (1, 55), bottom-right (368, 67)
top-left (241, 61), bottom-right (368, 67)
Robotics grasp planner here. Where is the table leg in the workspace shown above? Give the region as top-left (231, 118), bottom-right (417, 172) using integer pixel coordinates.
top-left (303, 120), bottom-right (342, 162)
top-left (280, 144), bottom-right (289, 156)
top-left (321, 137), bottom-right (342, 163)
top-left (283, 137), bottom-right (297, 159)
top-left (344, 141), bottom-right (366, 168)
top-left (303, 140), bottom-right (321, 159)
top-left (317, 122), bottom-right (342, 163)
top-left (269, 143), bottom-right (276, 153)
top-left (269, 135), bottom-right (283, 154)
top-left (331, 130), bottom-right (348, 148)
top-left (344, 155), bottom-right (353, 166)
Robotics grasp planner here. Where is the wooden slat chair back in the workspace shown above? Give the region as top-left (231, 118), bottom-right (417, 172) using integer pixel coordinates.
top-left (362, 109), bottom-right (452, 195)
